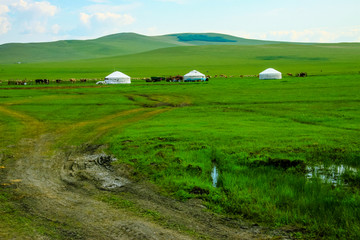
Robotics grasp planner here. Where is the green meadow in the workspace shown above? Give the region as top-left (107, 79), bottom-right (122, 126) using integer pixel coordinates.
top-left (1, 33), bottom-right (360, 239)
top-left (1, 33), bottom-right (360, 80)
top-left (2, 43), bottom-right (360, 80)
top-left (1, 75), bottom-right (360, 239)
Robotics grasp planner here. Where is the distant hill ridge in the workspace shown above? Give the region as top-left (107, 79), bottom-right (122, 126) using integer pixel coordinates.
top-left (0, 32), bottom-right (289, 64)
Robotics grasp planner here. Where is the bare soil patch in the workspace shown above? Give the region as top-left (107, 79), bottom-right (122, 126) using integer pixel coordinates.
top-left (2, 135), bottom-right (293, 239)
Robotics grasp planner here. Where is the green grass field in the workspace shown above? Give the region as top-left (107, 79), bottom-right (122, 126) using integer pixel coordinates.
top-left (1, 75), bottom-right (360, 239)
top-left (1, 33), bottom-right (360, 239)
top-left (1, 43), bottom-right (360, 80)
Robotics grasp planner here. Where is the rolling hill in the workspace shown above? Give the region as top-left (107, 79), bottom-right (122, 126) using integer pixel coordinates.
top-left (2, 42), bottom-right (360, 80)
top-left (1, 32), bottom-right (360, 80)
top-left (0, 32), bottom-right (299, 64)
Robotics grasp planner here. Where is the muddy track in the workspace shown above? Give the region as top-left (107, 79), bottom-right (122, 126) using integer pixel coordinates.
top-left (1, 99), bottom-right (291, 239)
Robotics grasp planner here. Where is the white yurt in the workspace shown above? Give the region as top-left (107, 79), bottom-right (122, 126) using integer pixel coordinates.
top-left (184, 70), bottom-right (206, 82)
top-left (104, 71), bottom-right (131, 84)
top-left (259, 68), bottom-right (282, 80)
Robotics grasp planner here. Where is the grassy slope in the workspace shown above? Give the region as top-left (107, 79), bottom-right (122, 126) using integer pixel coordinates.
top-left (0, 32), bottom-right (301, 64)
top-left (0, 33), bottom-right (182, 64)
top-left (1, 43), bottom-right (360, 80)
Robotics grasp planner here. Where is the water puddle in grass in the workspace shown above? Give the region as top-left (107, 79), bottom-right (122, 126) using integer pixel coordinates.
top-left (211, 166), bottom-right (219, 187)
top-left (306, 165), bottom-right (358, 185)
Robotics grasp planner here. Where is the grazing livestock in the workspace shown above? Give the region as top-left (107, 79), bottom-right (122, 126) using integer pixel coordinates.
top-left (287, 73), bottom-right (293, 76)
top-left (56, 79), bottom-right (62, 83)
top-left (35, 79), bottom-right (44, 84)
top-left (173, 75), bottom-right (184, 82)
top-left (150, 77), bottom-right (164, 82)
top-left (69, 78), bottom-right (76, 83)
top-left (297, 72), bottom-right (307, 77)
top-left (80, 79), bottom-right (87, 83)
top-left (44, 79), bottom-right (49, 84)
top-left (8, 80), bottom-right (26, 85)
top-left (244, 75), bottom-right (257, 77)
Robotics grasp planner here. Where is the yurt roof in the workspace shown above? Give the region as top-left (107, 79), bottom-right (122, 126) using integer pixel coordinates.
top-left (184, 70), bottom-right (205, 77)
top-left (105, 71), bottom-right (130, 79)
top-left (260, 68), bottom-right (281, 74)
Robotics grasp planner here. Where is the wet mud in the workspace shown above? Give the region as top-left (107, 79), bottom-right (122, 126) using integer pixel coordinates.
top-left (2, 136), bottom-right (295, 239)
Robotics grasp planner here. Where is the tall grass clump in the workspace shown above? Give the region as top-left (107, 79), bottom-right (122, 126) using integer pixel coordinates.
top-left (217, 164), bottom-right (360, 239)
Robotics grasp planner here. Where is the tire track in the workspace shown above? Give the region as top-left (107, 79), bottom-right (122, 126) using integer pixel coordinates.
top-left (1, 94), bottom-right (284, 239)
top-left (1, 97), bottom-right (193, 239)
top-left (0, 106), bottom-right (44, 137)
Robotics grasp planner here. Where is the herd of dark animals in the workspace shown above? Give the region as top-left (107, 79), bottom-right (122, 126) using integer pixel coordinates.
top-left (146, 72), bottom-right (308, 82)
top-left (5, 72), bottom-right (308, 85)
top-left (7, 78), bottom-right (88, 85)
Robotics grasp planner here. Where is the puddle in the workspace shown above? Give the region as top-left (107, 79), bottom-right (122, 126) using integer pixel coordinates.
top-left (306, 165), bottom-right (358, 185)
top-left (211, 166), bottom-right (219, 187)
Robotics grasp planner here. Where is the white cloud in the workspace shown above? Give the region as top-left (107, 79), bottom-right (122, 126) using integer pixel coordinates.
top-left (11, 0), bottom-right (58, 16)
top-left (268, 29), bottom-right (339, 43)
top-left (208, 26), bottom-right (360, 43)
top-left (94, 12), bottom-right (134, 24)
top-left (4, 0), bottom-right (59, 35)
top-left (0, 16), bottom-right (11, 34)
top-left (0, 5), bottom-right (10, 34)
top-left (80, 12), bottom-right (91, 25)
top-left (0, 4), bottom-right (10, 15)
top-left (23, 20), bottom-right (46, 33)
top-left (79, 12), bottom-right (135, 27)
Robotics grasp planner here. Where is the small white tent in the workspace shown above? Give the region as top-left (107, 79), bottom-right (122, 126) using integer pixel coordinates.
top-left (184, 70), bottom-right (206, 82)
top-left (259, 68), bottom-right (282, 80)
top-left (104, 71), bottom-right (131, 84)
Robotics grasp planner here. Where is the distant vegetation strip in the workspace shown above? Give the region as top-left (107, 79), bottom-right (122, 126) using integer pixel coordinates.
top-left (176, 34), bottom-right (237, 42)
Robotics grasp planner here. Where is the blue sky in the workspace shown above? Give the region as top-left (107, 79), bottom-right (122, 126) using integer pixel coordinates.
top-left (0, 0), bottom-right (360, 44)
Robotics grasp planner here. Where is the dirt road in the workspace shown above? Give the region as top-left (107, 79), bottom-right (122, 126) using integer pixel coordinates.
top-left (1, 97), bottom-right (291, 239)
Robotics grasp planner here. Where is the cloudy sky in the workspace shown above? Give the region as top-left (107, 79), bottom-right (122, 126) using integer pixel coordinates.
top-left (0, 0), bottom-right (360, 44)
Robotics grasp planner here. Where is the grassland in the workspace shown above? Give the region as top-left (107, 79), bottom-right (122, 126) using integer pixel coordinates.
top-left (1, 32), bottom-right (360, 239)
top-left (1, 42), bottom-right (360, 80)
top-left (1, 74), bottom-right (360, 239)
